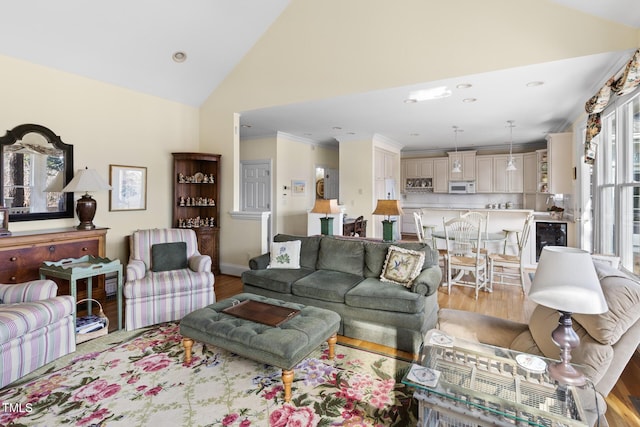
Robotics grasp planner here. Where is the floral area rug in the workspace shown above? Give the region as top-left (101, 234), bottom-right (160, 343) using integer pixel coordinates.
top-left (0, 323), bottom-right (417, 426)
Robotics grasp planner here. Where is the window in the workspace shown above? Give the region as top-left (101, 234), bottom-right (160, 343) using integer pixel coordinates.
top-left (593, 89), bottom-right (640, 273)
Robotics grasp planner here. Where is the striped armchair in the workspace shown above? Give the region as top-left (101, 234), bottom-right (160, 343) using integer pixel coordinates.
top-left (0, 280), bottom-right (76, 389)
top-left (124, 228), bottom-right (215, 331)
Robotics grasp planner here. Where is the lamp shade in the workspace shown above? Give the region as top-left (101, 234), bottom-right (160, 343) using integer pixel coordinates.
top-left (372, 199), bottom-right (403, 217)
top-left (61, 167), bottom-right (111, 193)
top-left (529, 246), bottom-right (608, 314)
top-left (311, 199), bottom-right (340, 215)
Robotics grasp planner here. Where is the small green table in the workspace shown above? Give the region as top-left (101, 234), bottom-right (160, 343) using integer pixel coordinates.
top-left (39, 255), bottom-right (123, 330)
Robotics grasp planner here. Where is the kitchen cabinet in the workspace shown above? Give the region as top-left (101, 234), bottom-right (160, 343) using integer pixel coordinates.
top-left (523, 152), bottom-right (538, 193)
top-left (547, 133), bottom-right (573, 194)
top-left (402, 158), bottom-right (433, 193)
top-left (433, 157), bottom-right (449, 193)
top-left (475, 156), bottom-right (494, 193)
top-left (448, 150), bottom-right (476, 181)
top-left (493, 154), bottom-right (523, 193)
top-left (403, 158), bottom-right (433, 178)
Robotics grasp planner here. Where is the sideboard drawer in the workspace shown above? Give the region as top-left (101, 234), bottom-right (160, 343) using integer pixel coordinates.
top-left (0, 228), bottom-right (107, 293)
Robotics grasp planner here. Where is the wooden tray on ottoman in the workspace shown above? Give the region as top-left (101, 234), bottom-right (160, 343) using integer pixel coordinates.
top-left (222, 299), bottom-right (300, 327)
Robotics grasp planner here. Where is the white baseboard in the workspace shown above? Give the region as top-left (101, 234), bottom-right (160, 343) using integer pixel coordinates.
top-left (219, 263), bottom-right (248, 277)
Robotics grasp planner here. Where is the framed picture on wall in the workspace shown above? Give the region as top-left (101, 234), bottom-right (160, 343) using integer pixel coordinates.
top-left (109, 165), bottom-right (147, 211)
top-left (291, 179), bottom-right (307, 196)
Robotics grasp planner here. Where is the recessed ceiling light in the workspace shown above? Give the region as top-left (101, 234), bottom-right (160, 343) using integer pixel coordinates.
top-left (456, 83), bottom-right (472, 89)
top-left (526, 81), bottom-right (544, 87)
top-left (172, 51), bottom-right (187, 63)
top-left (409, 133), bottom-right (420, 137)
top-left (404, 98), bottom-right (418, 104)
top-left (332, 126), bottom-right (342, 130)
top-left (240, 124), bottom-right (252, 128)
top-left (462, 98), bottom-right (477, 103)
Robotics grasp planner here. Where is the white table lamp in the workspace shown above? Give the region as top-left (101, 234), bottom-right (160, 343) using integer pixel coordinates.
top-left (528, 246), bottom-right (608, 386)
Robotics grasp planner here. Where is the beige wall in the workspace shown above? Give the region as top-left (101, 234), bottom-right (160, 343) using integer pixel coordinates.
top-left (0, 54), bottom-right (200, 263)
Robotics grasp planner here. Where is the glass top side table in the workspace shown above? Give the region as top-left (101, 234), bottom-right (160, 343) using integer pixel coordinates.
top-left (403, 329), bottom-right (589, 427)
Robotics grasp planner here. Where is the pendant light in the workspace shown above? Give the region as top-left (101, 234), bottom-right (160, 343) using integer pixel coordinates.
top-left (452, 126), bottom-right (462, 173)
top-left (506, 120), bottom-right (517, 171)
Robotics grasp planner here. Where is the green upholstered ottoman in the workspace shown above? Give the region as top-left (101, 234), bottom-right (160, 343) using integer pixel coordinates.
top-left (180, 293), bottom-right (341, 402)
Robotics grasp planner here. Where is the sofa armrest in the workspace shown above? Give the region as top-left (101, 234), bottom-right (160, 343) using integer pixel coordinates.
top-left (126, 260), bottom-right (147, 281)
top-left (0, 280), bottom-right (58, 304)
top-left (189, 254), bottom-right (212, 272)
top-left (437, 308), bottom-right (529, 349)
top-left (410, 265), bottom-right (442, 296)
top-left (249, 253), bottom-right (271, 270)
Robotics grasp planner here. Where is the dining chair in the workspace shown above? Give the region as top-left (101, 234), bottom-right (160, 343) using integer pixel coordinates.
top-left (487, 214), bottom-right (534, 293)
top-left (416, 211), bottom-right (448, 275)
top-left (443, 216), bottom-right (488, 299)
top-left (350, 216), bottom-right (365, 237)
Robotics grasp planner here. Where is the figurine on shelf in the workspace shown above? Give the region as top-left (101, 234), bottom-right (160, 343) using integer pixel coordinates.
top-left (179, 196), bottom-right (185, 206)
top-left (203, 175), bottom-right (209, 183)
top-left (178, 173), bottom-right (186, 183)
top-left (209, 174), bottom-right (215, 183)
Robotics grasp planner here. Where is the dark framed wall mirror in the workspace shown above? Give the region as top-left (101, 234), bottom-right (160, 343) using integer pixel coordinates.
top-left (0, 124), bottom-right (74, 222)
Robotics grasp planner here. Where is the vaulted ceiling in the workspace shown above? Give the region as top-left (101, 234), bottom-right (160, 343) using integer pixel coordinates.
top-left (0, 0), bottom-right (638, 152)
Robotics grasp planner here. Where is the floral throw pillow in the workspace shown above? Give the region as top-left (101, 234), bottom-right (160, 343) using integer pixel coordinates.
top-left (267, 240), bottom-right (302, 269)
top-left (380, 245), bottom-right (425, 287)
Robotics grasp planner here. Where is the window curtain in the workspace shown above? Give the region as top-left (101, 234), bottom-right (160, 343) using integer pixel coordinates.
top-left (584, 49), bottom-right (640, 164)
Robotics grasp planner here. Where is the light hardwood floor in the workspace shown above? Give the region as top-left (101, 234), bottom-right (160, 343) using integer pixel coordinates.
top-left (203, 273), bottom-right (640, 427)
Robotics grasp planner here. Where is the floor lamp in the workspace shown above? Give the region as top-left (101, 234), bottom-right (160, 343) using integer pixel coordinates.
top-left (311, 199), bottom-right (340, 235)
top-left (528, 246), bottom-right (608, 386)
top-left (372, 199), bottom-right (403, 242)
top-left (62, 167), bottom-right (112, 230)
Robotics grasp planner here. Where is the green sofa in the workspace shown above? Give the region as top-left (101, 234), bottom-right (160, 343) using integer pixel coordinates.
top-left (241, 234), bottom-right (442, 354)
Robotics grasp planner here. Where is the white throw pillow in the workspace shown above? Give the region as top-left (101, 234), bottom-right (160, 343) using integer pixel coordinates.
top-left (380, 245), bottom-right (425, 287)
top-left (268, 240), bottom-right (302, 269)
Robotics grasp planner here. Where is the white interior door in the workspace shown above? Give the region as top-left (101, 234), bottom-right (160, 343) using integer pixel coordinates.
top-left (241, 160), bottom-right (271, 212)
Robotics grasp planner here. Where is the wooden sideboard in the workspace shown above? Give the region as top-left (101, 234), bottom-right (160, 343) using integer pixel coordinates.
top-left (0, 227), bottom-right (108, 299)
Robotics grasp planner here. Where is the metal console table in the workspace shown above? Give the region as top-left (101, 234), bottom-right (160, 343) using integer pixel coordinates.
top-left (40, 255), bottom-right (123, 331)
top-left (403, 329), bottom-right (589, 427)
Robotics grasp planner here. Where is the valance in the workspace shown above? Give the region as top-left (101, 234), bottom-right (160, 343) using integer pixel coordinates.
top-left (584, 49), bottom-right (640, 163)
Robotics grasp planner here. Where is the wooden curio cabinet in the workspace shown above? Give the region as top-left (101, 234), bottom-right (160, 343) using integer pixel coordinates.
top-left (172, 153), bottom-right (221, 275)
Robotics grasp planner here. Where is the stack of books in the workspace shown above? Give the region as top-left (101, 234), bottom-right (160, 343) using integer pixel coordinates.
top-left (76, 314), bottom-right (107, 334)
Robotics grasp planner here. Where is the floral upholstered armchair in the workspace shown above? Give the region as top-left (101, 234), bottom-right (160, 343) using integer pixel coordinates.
top-left (0, 280), bottom-right (75, 388)
top-left (123, 228), bottom-right (215, 331)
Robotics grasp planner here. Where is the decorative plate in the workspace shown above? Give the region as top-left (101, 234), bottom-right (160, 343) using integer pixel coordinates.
top-left (429, 332), bottom-right (454, 347)
top-left (516, 354), bottom-right (547, 373)
top-left (194, 172), bottom-right (204, 183)
top-left (407, 365), bottom-right (440, 388)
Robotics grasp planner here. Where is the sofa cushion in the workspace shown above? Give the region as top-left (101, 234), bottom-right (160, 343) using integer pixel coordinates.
top-left (345, 278), bottom-right (425, 314)
top-left (363, 241), bottom-right (392, 278)
top-left (317, 237), bottom-right (364, 276)
top-left (274, 234), bottom-right (321, 270)
top-left (292, 270), bottom-right (363, 303)
top-left (573, 264), bottom-right (640, 345)
top-left (241, 268), bottom-right (315, 294)
top-left (268, 240), bottom-right (301, 269)
top-left (151, 242), bottom-right (188, 272)
top-left (380, 245), bottom-right (425, 287)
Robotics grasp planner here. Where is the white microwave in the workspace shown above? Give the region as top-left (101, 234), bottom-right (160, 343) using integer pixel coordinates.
top-left (449, 180), bottom-right (476, 194)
